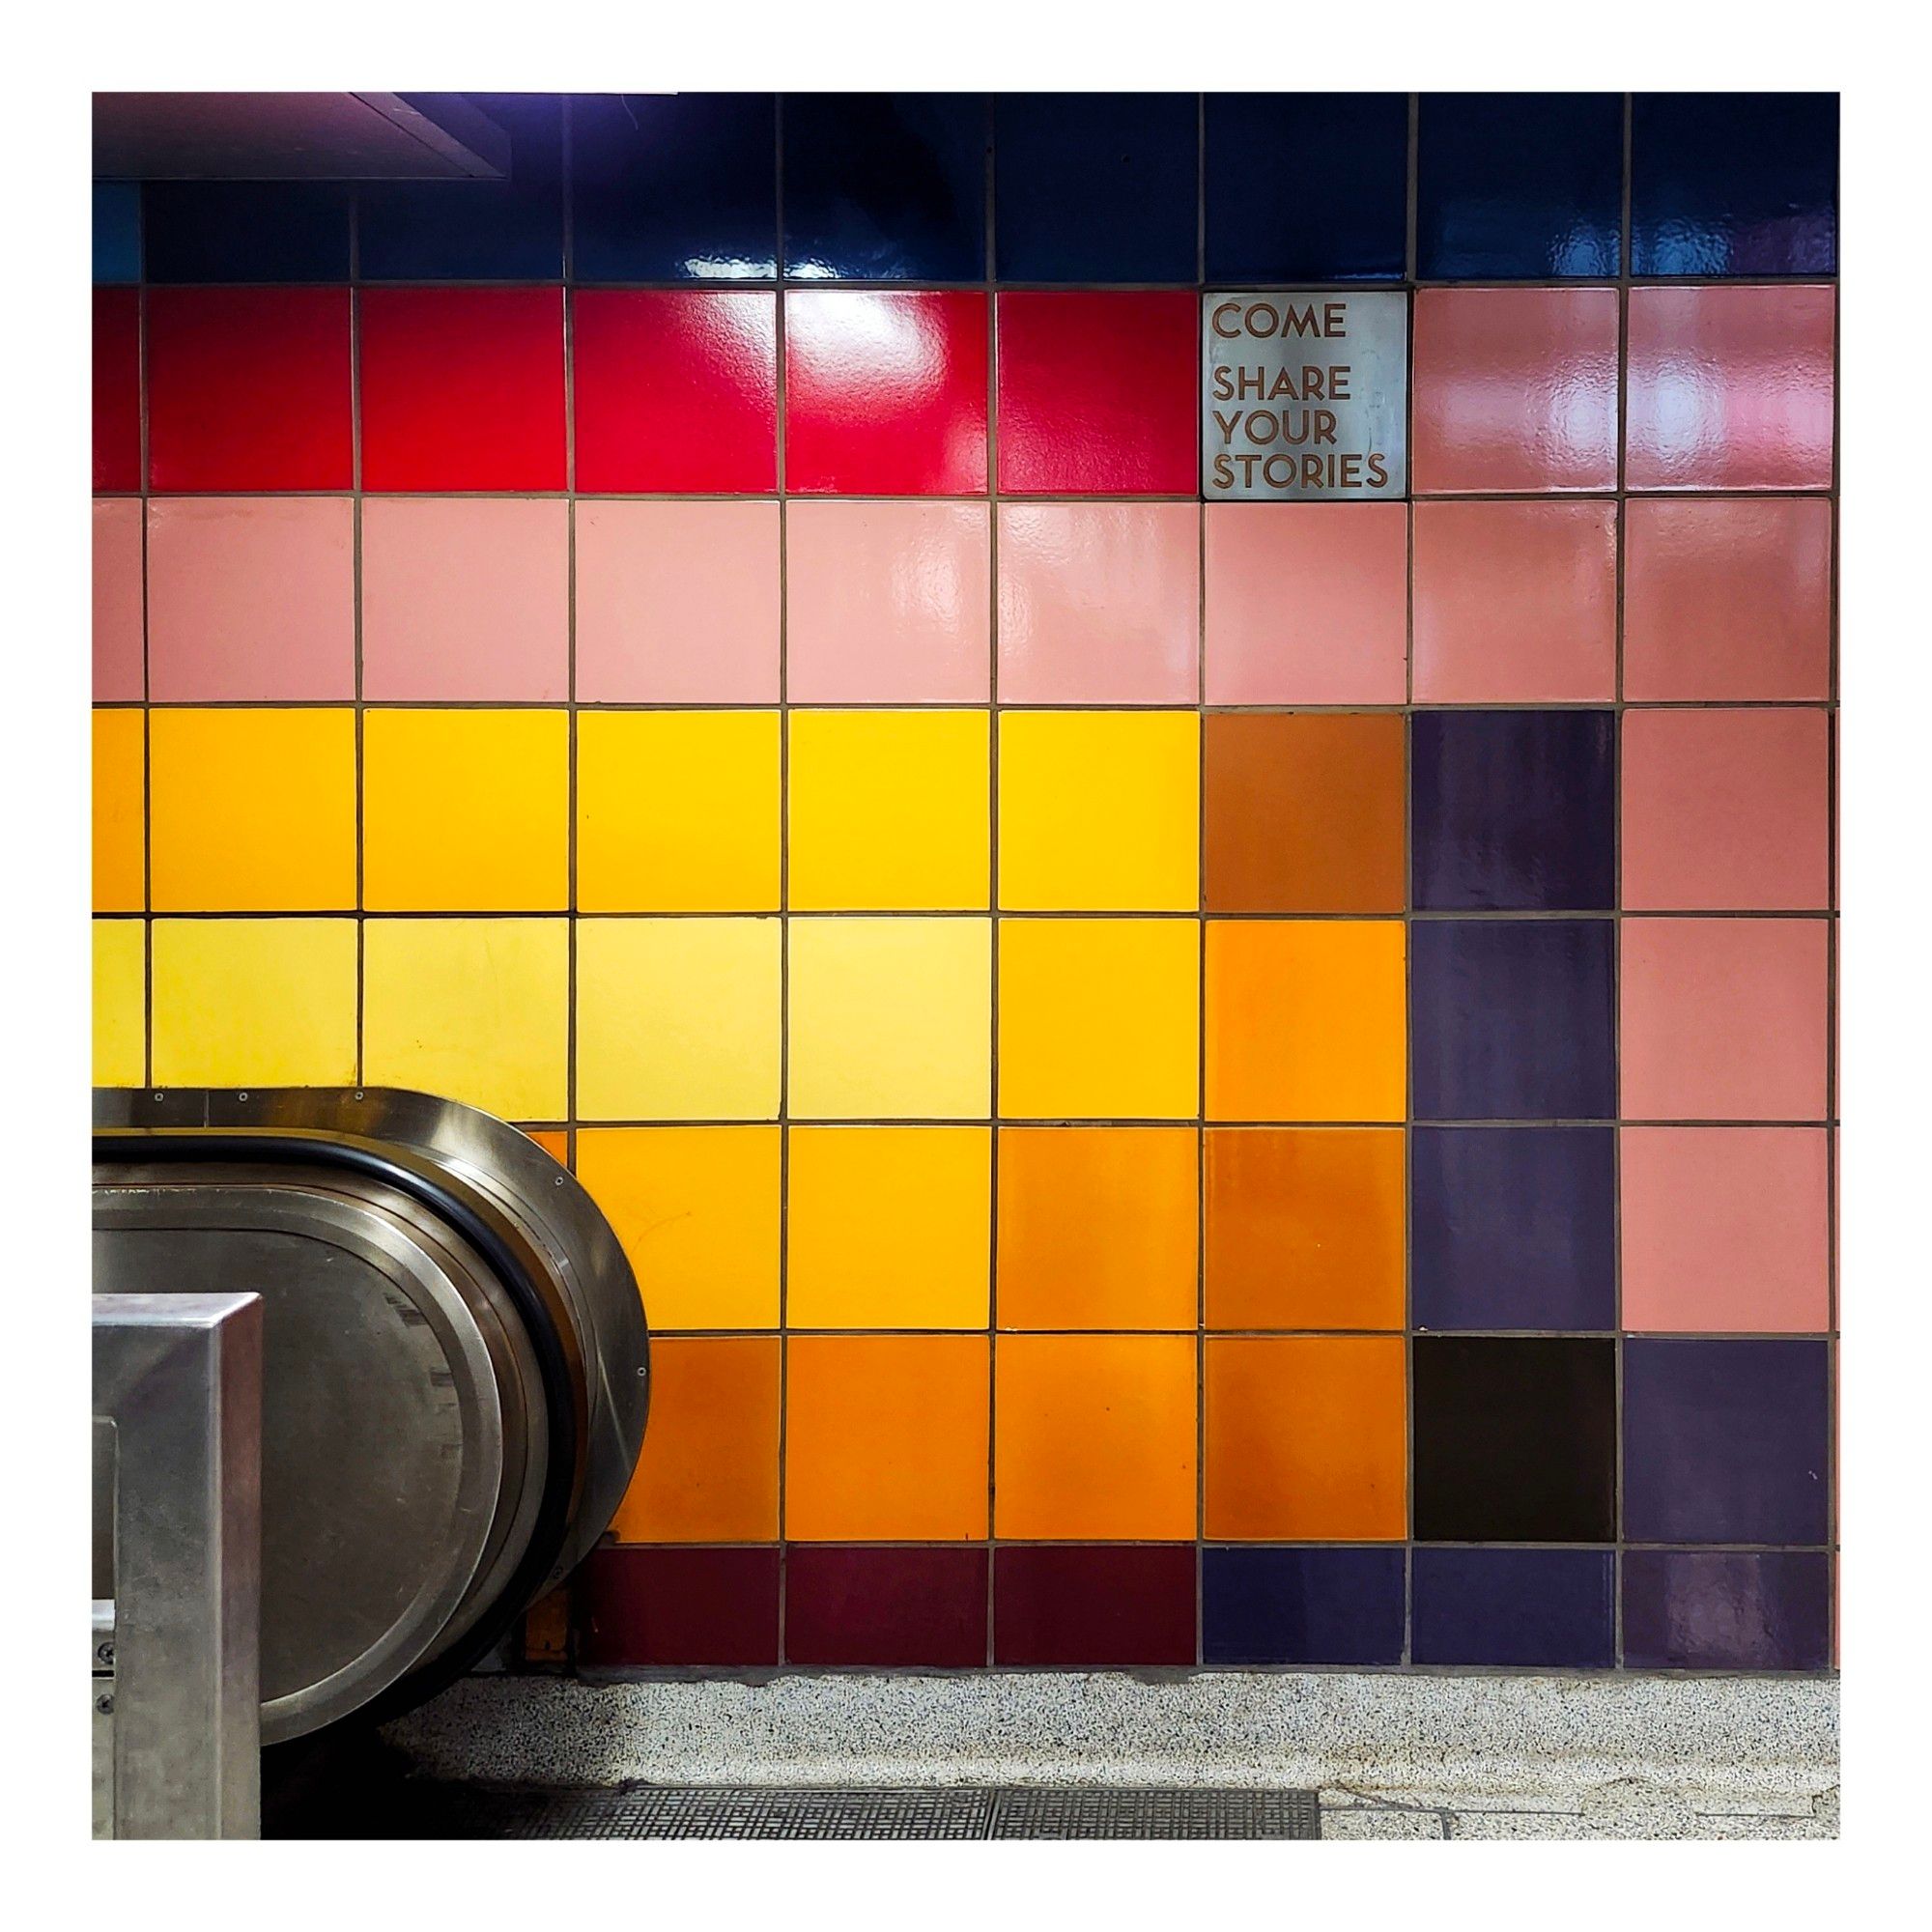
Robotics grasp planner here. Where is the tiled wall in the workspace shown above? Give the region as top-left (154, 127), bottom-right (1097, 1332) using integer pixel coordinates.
top-left (90, 93), bottom-right (1838, 1675)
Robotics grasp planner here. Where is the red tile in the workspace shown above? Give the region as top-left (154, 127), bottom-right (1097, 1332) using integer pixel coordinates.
top-left (577, 1545), bottom-right (780, 1667)
top-left (993, 1544), bottom-right (1196, 1666)
top-left (997, 292), bottom-right (1197, 493)
top-left (1626, 284), bottom-right (1834, 491)
top-left (784, 290), bottom-right (987, 495)
top-left (574, 289), bottom-right (777, 493)
top-left (784, 1546), bottom-right (988, 1667)
top-left (93, 290), bottom-right (141, 493)
top-left (147, 287), bottom-right (352, 492)
top-left (358, 286), bottom-right (565, 492)
top-left (1412, 287), bottom-right (1620, 494)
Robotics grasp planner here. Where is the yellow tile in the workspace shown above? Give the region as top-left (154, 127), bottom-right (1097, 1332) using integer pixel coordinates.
top-left (152, 918), bottom-right (357, 1085)
top-left (999, 710), bottom-right (1199, 911)
top-left (788, 710), bottom-right (989, 910)
top-left (363, 708), bottom-right (567, 912)
top-left (787, 1126), bottom-right (991, 1328)
top-left (788, 917), bottom-right (991, 1121)
top-left (93, 710), bottom-right (144, 913)
top-left (150, 708), bottom-right (355, 912)
top-left (576, 917), bottom-right (781, 1122)
top-left (362, 917), bottom-right (568, 1120)
top-left (999, 917), bottom-right (1199, 1119)
top-left (579, 710), bottom-right (780, 913)
top-left (576, 1126), bottom-right (781, 1330)
top-left (93, 920), bottom-right (145, 1085)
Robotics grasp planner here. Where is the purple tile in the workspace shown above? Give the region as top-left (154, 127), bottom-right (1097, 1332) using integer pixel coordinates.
top-left (1411, 710), bottom-right (1616, 912)
top-left (1202, 1546), bottom-right (1405, 1665)
top-left (1412, 1547), bottom-right (1615, 1667)
top-left (1624, 1340), bottom-right (1831, 1546)
top-left (1411, 1126), bottom-right (1616, 1331)
top-left (1411, 920), bottom-right (1617, 1122)
top-left (1622, 1549), bottom-right (1832, 1670)
top-left (993, 1545), bottom-right (1196, 1666)
top-left (784, 1546), bottom-right (988, 1667)
top-left (577, 1547), bottom-right (780, 1667)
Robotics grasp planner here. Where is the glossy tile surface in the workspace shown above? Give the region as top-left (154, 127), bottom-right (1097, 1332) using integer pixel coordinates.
top-left (784, 94), bottom-right (985, 281)
top-left (1205, 94), bottom-right (1406, 281)
top-left (992, 1546), bottom-right (1196, 1668)
top-left (1205, 712), bottom-right (1406, 914)
top-left (1410, 921), bottom-right (1617, 1121)
top-left (1412, 1337), bottom-right (1617, 1542)
top-left (1626, 284), bottom-right (1835, 490)
top-left (1412, 499), bottom-right (1618, 702)
top-left (996, 502), bottom-right (1199, 703)
top-left (92, 184), bottom-right (140, 284)
top-left (92, 710), bottom-right (144, 913)
top-left (1202, 1548), bottom-right (1406, 1666)
top-left (1417, 94), bottom-right (1623, 279)
top-left (1632, 93), bottom-right (1837, 276)
top-left (784, 1547), bottom-right (988, 1668)
top-left (580, 1548), bottom-right (780, 1668)
top-left (143, 182), bottom-right (350, 282)
top-left (1411, 1126), bottom-right (1616, 1331)
top-left (996, 292), bottom-right (1197, 494)
top-left (92, 921), bottom-right (145, 1085)
top-left (994, 93), bottom-right (1197, 283)
top-left (1622, 1550), bottom-right (1832, 1671)
top-left (784, 290), bottom-right (987, 494)
top-left (1623, 1340), bottom-right (1830, 1545)
top-left (1623, 497), bottom-right (1833, 700)
top-left (1411, 1548), bottom-right (1615, 1668)
top-left (573, 290), bottom-right (777, 493)
top-left (93, 289), bottom-right (140, 492)
top-left (91, 498), bottom-right (144, 699)
top-left (1411, 287), bottom-right (1620, 493)
top-left (1411, 709), bottom-right (1616, 911)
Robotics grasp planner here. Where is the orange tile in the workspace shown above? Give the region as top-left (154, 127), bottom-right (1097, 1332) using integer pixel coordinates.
top-left (608, 1337), bottom-right (779, 1543)
top-left (1411, 498), bottom-right (1617, 703)
top-left (1206, 921), bottom-right (1406, 1122)
top-left (524, 1128), bottom-right (570, 1165)
top-left (1206, 1337), bottom-right (1407, 1540)
top-left (997, 1127), bottom-right (1198, 1330)
top-left (994, 1334), bottom-right (1196, 1540)
top-left (784, 1336), bottom-right (989, 1541)
top-left (92, 709), bottom-right (144, 913)
top-left (1206, 1128), bottom-right (1405, 1330)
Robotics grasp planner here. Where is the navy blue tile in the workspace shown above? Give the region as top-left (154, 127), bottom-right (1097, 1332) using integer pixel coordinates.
top-left (1412, 710), bottom-right (1615, 912)
top-left (94, 184), bottom-right (141, 284)
top-left (1624, 1340), bottom-right (1831, 1546)
top-left (783, 95), bottom-right (986, 282)
top-left (1413, 1337), bottom-right (1618, 1544)
top-left (1412, 1548), bottom-right (1615, 1667)
top-left (1411, 1127), bottom-right (1615, 1331)
top-left (143, 183), bottom-right (351, 283)
top-left (1622, 1549), bottom-right (1831, 1670)
top-left (994, 94), bottom-right (1197, 283)
top-left (1633, 93), bottom-right (1837, 276)
top-left (359, 94), bottom-right (563, 281)
top-left (1410, 921), bottom-right (1616, 1122)
top-left (1417, 94), bottom-right (1623, 280)
top-left (1203, 1547), bottom-right (1406, 1666)
top-left (1206, 95), bottom-right (1407, 283)
top-left (571, 93), bottom-right (777, 282)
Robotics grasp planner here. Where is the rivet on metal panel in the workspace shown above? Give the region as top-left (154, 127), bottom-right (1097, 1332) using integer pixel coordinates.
top-left (95, 1692), bottom-right (113, 1716)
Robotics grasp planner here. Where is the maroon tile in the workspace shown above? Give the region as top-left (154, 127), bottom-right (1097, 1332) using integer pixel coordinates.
top-left (785, 1545), bottom-right (989, 1667)
top-left (577, 1546), bottom-right (780, 1667)
top-left (993, 1545), bottom-right (1197, 1666)
top-left (93, 289), bottom-right (141, 493)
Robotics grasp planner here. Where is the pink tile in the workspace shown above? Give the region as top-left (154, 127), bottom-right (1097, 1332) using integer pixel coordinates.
top-left (1204, 502), bottom-right (1406, 705)
top-left (1411, 498), bottom-right (1617, 702)
top-left (1412, 287), bottom-right (1620, 494)
top-left (1626, 284), bottom-right (1835, 491)
top-left (997, 502), bottom-right (1198, 704)
top-left (1623, 497), bottom-right (1833, 701)
top-left (1620, 918), bottom-right (1829, 1122)
top-left (576, 500), bottom-right (780, 704)
top-left (146, 497), bottom-right (355, 701)
top-left (1620, 1127), bottom-right (1831, 1334)
top-left (1622, 708), bottom-right (1831, 911)
top-left (93, 497), bottom-right (145, 700)
top-left (361, 497), bottom-right (569, 701)
top-left (785, 500), bottom-right (990, 703)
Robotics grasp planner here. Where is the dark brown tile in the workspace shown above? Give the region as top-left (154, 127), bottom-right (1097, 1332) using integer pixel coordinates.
top-left (992, 1545), bottom-right (1196, 1666)
top-left (784, 1545), bottom-right (989, 1667)
top-left (577, 1546), bottom-right (780, 1667)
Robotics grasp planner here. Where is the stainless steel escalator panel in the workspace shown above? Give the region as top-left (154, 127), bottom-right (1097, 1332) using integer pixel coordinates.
top-left (93, 1172), bottom-right (543, 1745)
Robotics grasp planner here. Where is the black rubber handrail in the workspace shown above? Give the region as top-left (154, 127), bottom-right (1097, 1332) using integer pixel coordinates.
top-left (93, 1127), bottom-right (579, 1731)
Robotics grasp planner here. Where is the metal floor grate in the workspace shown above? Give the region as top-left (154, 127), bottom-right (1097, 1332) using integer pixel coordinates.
top-left (364, 1782), bottom-right (1319, 1841)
